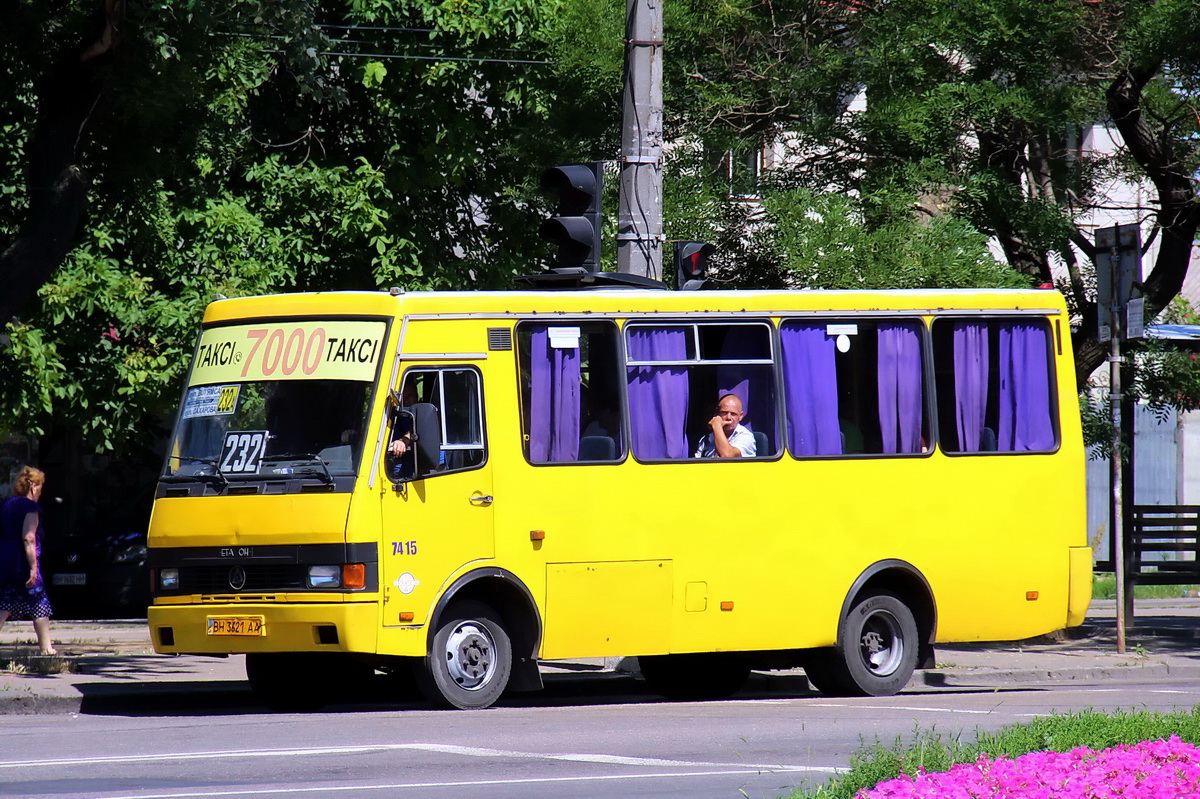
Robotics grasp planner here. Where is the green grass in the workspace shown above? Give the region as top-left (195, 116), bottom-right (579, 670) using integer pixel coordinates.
top-left (1092, 573), bottom-right (1200, 600)
top-left (0, 650), bottom-right (73, 675)
top-left (787, 707), bottom-right (1200, 798)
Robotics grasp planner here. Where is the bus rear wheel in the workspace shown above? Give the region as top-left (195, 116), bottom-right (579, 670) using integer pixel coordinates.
top-left (638, 653), bottom-right (750, 700)
top-left (835, 591), bottom-right (918, 696)
top-left (417, 601), bottom-right (512, 710)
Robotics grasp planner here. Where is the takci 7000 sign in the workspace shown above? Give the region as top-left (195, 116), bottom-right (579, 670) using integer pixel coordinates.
top-left (188, 320), bottom-right (388, 385)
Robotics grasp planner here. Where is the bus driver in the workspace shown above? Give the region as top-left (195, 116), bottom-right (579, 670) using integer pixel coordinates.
top-left (694, 394), bottom-right (757, 459)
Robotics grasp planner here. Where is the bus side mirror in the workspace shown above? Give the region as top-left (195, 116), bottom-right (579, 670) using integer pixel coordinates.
top-left (411, 402), bottom-right (442, 473)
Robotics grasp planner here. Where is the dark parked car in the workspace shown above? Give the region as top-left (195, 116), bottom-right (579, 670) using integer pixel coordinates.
top-left (44, 531), bottom-right (149, 619)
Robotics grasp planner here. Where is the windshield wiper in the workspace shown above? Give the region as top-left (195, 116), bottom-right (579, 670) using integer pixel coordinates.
top-left (169, 455), bottom-right (228, 488)
top-left (260, 453), bottom-right (334, 484)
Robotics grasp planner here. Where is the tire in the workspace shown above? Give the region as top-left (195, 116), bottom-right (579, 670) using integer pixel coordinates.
top-left (246, 652), bottom-right (374, 711)
top-left (835, 591), bottom-right (919, 697)
top-left (416, 601), bottom-right (512, 709)
top-left (638, 653), bottom-right (751, 701)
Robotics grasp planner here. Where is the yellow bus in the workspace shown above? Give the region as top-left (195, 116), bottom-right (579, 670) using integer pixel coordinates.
top-left (147, 285), bottom-right (1092, 709)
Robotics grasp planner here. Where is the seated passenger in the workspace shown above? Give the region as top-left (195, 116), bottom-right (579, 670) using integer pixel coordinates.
top-left (693, 394), bottom-right (757, 458)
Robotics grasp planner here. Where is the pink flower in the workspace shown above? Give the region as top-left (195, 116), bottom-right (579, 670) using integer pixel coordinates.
top-left (856, 738), bottom-right (1200, 799)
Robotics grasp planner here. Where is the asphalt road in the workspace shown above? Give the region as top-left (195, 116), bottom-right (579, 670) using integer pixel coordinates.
top-left (3, 672), bottom-right (1200, 799)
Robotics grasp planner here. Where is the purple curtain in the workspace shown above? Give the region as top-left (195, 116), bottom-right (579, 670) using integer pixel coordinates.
top-left (529, 327), bottom-right (581, 462)
top-left (781, 323), bottom-right (842, 456)
top-left (877, 324), bottom-right (923, 454)
top-left (953, 323), bottom-right (989, 452)
top-left (626, 328), bottom-right (689, 459)
top-left (717, 326), bottom-right (774, 448)
top-left (998, 323), bottom-right (1055, 451)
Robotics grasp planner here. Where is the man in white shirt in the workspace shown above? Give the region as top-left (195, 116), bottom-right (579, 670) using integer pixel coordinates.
top-left (693, 394), bottom-right (757, 458)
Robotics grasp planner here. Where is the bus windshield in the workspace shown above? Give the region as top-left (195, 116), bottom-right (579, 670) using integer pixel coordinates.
top-left (164, 379), bottom-right (373, 481)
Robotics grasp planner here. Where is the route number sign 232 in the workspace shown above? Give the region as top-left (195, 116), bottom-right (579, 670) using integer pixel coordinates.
top-left (220, 431), bottom-right (267, 474)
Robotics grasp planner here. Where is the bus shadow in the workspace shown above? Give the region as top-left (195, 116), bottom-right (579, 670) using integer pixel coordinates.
top-left (74, 670), bottom-right (1042, 717)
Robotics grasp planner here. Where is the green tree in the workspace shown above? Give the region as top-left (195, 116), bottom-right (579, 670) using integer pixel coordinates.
top-left (655, 0), bottom-right (1200, 383)
top-left (0, 0), bottom-right (567, 449)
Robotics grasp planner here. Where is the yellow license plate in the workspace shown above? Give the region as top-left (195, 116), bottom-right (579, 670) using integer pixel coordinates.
top-left (206, 616), bottom-right (265, 636)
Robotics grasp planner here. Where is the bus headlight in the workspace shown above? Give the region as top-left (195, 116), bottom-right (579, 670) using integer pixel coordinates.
top-left (159, 568), bottom-right (179, 590)
top-left (308, 565), bottom-right (341, 588)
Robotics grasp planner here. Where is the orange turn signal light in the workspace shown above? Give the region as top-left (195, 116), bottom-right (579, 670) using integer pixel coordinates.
top-left (720, 601), bottom-right (734, 611)
top-left (530, 530), bottom-right (546, 541)
top-left (342, 563), bottom-right (366, 590)
top-left (398, 611), bottom-right (415, 622)
top-left (1026, 591), bottom-right (1039, 601)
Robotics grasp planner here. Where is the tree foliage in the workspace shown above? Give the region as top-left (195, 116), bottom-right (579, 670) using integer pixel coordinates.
top-left (654, 0), bottom-right (1200, 383)
top-left (3, 0), bottom-right (1200, 455)
top-left (0, 0), bottom-right (567, 450)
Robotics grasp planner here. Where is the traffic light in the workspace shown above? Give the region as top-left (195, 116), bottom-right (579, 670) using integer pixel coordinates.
top-left (539, 162), bottom-right (603, 271)
top-left (674, 241), bottom-right (715, 290)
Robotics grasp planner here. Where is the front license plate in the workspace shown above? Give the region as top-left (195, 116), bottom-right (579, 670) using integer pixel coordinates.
top-left (206, 616), bottom-right (265, 636)
top-left (52, 573), bottom-right (86, 586)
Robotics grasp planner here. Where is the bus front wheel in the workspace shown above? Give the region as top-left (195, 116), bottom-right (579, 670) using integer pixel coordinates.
top-left (835, 591), bottom-right (918, 696)
top-left (417, 601), bottom-right (512, 710)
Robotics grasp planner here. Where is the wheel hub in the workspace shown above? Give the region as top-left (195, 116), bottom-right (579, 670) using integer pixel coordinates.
top-left (859, 612), bottom-right (903, 676)
top-left (444, 622), bottom-right (494, 690)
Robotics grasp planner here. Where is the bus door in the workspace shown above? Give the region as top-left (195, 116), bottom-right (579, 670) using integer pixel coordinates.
top-left (379, 366), bottom-right (494, 628)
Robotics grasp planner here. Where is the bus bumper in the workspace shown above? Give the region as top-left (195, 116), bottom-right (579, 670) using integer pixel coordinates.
top-left (1067, 545), bottom-right (1094, 628)
top-left (148, 602), bottom-right (379, 655)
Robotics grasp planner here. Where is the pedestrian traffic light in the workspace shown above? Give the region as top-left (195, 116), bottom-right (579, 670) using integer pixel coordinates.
top-left (539, 162), bottom-right (603, 271)
top-left (674, 241), bottom-right (715, 290)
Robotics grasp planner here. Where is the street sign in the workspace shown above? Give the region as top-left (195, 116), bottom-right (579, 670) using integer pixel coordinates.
top-left (1095, 224), bottom-right (1143, 342)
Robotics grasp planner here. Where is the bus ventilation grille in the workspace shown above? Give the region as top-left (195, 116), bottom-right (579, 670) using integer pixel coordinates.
top-left (487, 328), bottom-right (512, 351)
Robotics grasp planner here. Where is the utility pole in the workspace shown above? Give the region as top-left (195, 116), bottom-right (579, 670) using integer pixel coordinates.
top-left (616, 0), bottom-right (663, 279)
top-left (1096, 223), bottom-right (1144, 654)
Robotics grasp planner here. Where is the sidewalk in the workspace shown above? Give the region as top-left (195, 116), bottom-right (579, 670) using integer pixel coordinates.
top-left (1, 598), bottom-right (1198, 714)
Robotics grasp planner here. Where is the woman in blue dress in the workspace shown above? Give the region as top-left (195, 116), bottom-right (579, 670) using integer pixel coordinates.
top-left (0, 466), bottom-right (56, 655)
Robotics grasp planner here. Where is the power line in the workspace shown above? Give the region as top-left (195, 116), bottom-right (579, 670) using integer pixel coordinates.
top-left (216, 31), bottom-right (548, 66)
top-left (266, 47), bottom-right (547, 65)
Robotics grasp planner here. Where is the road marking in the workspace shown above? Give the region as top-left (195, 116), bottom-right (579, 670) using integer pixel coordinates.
top-left (0, 745), bottom-right (403, 769)
top-left (807, 703), bottom-right (996, 714)
top-left (81, 768), bottom-right (846, 799)
top-left (0, 743), bottom-right (845, 775)
top-left (804, 703), bottom-right (1043, 718)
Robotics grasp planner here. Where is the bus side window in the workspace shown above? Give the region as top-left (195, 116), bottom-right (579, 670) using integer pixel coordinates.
top-left (932, 318), bottom-right (1057, 454)
top-left (518, 322), bottom-right (624, 465)
top-left (625, 321), bottom-right (777, 460)
top-left (780, 319), bottom-right (928, 458)
top-left (440, 369), bottom-right (485, 471)
top-left (386, 368), bottom-right (486, 481)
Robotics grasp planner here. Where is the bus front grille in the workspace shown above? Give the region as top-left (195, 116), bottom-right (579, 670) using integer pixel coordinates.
top-left (183, 565), bottom-right (307, 593)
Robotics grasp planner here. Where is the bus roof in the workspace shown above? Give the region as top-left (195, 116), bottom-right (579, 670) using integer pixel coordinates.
top-left (201, 287), bottom-right (1067, 324)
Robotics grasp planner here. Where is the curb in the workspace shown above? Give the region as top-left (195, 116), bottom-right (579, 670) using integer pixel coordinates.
top-left (919, 662), bottom-right (1200, 687)
top-left (0, 693), bottom-right (84, 715)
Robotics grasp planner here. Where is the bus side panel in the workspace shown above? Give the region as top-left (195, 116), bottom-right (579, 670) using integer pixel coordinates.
top-left (918, 455), bottom-right (1083, 642)
top-left (496, 445), bottom-right (1082, 659)
top-left (490, 308), bottom-right (1086, 660)
top-left (540, 560), bottom-right (672, 658)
